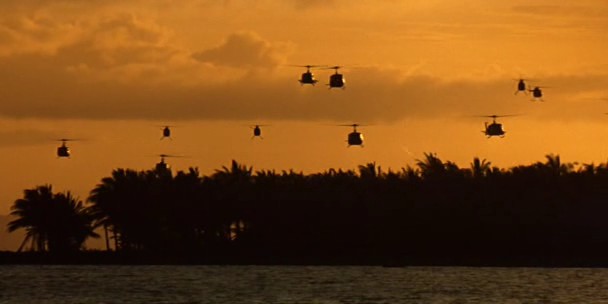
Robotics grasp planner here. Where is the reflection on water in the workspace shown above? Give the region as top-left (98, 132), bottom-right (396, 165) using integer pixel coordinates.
top-left (1, 265), bottom-right (608, 303)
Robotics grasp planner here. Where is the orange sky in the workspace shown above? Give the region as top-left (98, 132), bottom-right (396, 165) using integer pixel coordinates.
top-left (2, 0), bottom-right (608, 249)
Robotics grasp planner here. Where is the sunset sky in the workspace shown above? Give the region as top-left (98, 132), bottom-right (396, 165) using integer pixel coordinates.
top-left (2, 0), bottom-right (608, 248)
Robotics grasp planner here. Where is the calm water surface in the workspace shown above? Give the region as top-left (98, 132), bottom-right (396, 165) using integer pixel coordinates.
top-left (1, 265), bottom-right (608, 303)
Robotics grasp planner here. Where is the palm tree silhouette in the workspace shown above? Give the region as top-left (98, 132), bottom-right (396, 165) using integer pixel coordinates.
top-left (539, 153), bottom-right (574, 177)
top-left (88, 169), bottom-right (151, 251)
top-left (8, 185), bottom-right (97, 253)
top-left (8, 185), bottom-right (55, 251)
top-left (209, 160), bottom-right (254, 242)
top-left (23, 155), bottom-right (608, 264)
top-left (470, 157), bottom-right (492, 178)
top-left (213, 160), bottom-right (253, 183)
top-left (416, 152), bottom-right (446, 179)
top-left (46, 191), bottom-right (98, 253)
top-left (358, 162), bottom-right (381, 179)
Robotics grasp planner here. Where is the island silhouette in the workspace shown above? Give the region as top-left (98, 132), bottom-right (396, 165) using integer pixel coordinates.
top-left (3, 153), bottom-right (608, 267)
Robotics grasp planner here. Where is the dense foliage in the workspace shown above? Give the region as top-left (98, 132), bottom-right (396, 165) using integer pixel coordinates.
top-left (8, 154), bottom-right (608, 264)
top-left (8, 185), bottom-right (98, 253)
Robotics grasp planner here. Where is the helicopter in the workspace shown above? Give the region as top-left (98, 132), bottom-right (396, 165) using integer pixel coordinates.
top-left (293, 65), bottom-right (324, 85)
top-left (251, 125), bottom-right (268, 139)
top-left (481, 115), bottom-right (515, 138)
top-left (160, 126), bottom-right (173, 140)
top-left (155, 154), bottom-right (184, 171)
top-left (514, 78), bottom-right (528, 95)
top-left (326, 66), bottom-right (346, 89)
top-left (529, 86), bottom-right (545, 101)
top-left (340, 124), bottom-right (364, 147)
top-left (56, 139), bottom-right (74, 158)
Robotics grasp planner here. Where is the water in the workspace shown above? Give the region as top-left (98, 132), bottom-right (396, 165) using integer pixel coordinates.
top-left (1, 265), bottom-right (608, 303)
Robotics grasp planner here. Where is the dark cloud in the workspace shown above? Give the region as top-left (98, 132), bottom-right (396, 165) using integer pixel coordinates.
top-left (1, 46), bottom-right (607, 124)
top-left (0, 19), bottom-right (606, 124)
top-left (0, 15), bottom-right (76, 55)
top-left (0, 13), bottom-right (176, 61)
top-left (58, 14), bottom-right (176, 69)
top-left (293, 0), bottom-right (337, 10)
top-left (192, 32), bottom-right (288, 68)
top-left (0, 129), bottom-right (62, 147)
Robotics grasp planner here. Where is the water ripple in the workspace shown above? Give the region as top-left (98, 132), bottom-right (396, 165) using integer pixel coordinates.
top-left (1, 265), bottom-right (608, 303)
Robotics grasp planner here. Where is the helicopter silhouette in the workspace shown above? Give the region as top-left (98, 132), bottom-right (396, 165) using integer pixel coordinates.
top-left (514, 78), bottom-right (528, 95)
top-left (481, 115), bottom-right (516, 138)
top-left (529, 86), bottom-right (545, 101)
top-left (326, 66), bottom-right (346, 89)
top-left (339, 124), bottom-right (365, 147)
top-left (159, 126), bottom-right (174, 140)
top-left (56, 139), bottom-right (76, 158)
top-left (251, 125), bottom-right (268, 139)
top-left (293, 65), bottom-right (325, 85)
top-left (155, 154), bottom-right (184, 171)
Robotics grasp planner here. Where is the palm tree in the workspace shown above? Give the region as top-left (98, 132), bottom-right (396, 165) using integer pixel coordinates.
top-left (358, 162), bottom-right (381, 179)
top-left (416, 152), bottom-right (447, 179)
top-left (88, 168), bottom-right (149, 251)
top-left (208, 160), bottom-right (254, 243)
top-left (213, 160), bottom-right (253, 183)
top-left (89, 169), bottom-right (126, 250)
top-left (534, 154), bottom-right (574, 178)
top-left (8, 185), bottom-right (98, 253)
top-left (470, 157), bottom-right (492, 178)
top-left (8, 185), bottom-right (54, 251)
top-left (46, 192), bottom-right (98, 253)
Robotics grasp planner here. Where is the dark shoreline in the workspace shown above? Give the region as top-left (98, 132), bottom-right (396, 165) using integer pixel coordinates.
top-left (3, 251), bottom-right (608, 268)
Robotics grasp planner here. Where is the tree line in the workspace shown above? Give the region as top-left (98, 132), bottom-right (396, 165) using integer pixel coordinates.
top-left (7, 153), bottom-right (608, 265)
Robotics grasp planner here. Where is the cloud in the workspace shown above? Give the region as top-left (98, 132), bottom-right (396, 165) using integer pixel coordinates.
top-left (293, 0), bottom-right (337, 10)
top-left (1, 46), bottom-right (607, 124)
top-left (192, 32), bottom-right (290, 69)
top-left (0, 5), bottom-right (606, 124)
top-left (0, 129), bottom-right (63, 148)
top-left (0, 13), bottom-right (228, 86)
top-left (0, 15), bottom-right (83, 56)
top-left (0, 13), bottom-right (177, 59)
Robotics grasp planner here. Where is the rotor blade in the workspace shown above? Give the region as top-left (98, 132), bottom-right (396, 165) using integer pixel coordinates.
top-left (55, 138), bottom-right (84, 142)
top-left (242, 124), bottom-right (271, 128)
top-left (513, 78), bottom-right (537, 81)
top-left (287, 64), bottom-right (327, 68)
top-left (336, 123), bottom-right (370, 127)
top-left (477, 114), bottom-right (519, 118)
top-left (153, 153), bottom-right (189, 158)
